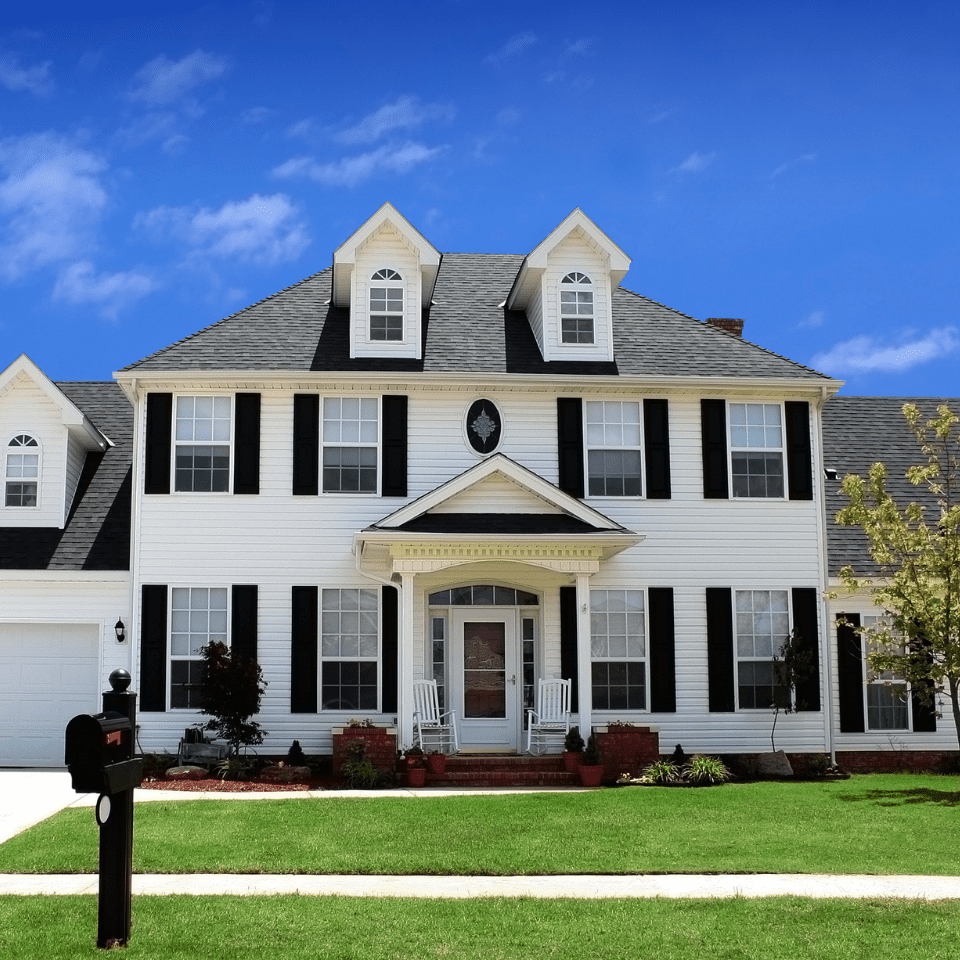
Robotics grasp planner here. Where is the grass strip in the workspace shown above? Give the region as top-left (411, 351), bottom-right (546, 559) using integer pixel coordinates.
top-left (1, 774), bottom-right (957, 876)
top-left (2, 895), bottom-right (960, 960)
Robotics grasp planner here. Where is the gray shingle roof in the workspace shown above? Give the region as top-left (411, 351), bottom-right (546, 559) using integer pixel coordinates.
top-left (822, 396), bottom-right (960, 578)
top-left (0, 381), bottom-right (132, 571)
top-left (122, 253), bottom-right (832, 381)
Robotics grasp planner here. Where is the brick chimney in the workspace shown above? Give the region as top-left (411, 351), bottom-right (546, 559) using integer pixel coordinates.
top-left (705, 317), bottom-right (745, 338)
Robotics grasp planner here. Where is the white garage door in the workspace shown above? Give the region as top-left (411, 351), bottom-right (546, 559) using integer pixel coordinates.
top-left (0, 623), bottom-right (100, 767)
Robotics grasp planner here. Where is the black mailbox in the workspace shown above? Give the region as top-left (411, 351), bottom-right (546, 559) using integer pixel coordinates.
top-left (65, 711), bottom-right (143, 795)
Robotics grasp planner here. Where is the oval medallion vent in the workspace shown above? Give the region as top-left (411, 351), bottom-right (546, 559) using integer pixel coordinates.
top-left (465, 399), bottom-right (503, 455)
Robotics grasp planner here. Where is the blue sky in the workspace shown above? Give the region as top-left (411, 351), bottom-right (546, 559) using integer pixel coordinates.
top-left (1, 0), bottom-right (958, 395)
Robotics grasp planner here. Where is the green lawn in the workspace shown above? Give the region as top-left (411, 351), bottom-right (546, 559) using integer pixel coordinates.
top-left (2, 896), bottom-right (960, 960)
top-left (1, 774), bottom-right (958, 876)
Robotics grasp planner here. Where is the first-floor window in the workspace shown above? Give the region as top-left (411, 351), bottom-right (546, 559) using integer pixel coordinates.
top-left (590, 589), bottom-right (646, 709)
top-left (735, 589), bottom-right (790, 709)
top-left (863, 615), bottom-right (909, 730)
top-left (170, 586), bottom-right (228, 708)
top-left (5, 434), bottom-right (39, 507)
top-left (321, 588), bottom-right (379, 710)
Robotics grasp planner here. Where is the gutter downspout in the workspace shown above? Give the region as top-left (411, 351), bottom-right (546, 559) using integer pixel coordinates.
top-left (816, 385), bottom-right (838, 765)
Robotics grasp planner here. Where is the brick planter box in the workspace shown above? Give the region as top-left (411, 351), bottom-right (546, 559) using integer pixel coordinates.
top-left (594, 725), bottom-right (660, 783)
top-left (332, 726), bottom-right (398, 776)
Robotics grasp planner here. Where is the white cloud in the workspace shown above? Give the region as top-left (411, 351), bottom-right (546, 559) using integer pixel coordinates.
top-left (671, 151), bottom-right (716, 174)
top-left (485, 31), bottom-right (538, 65)
top-left (0, 54), bottom-right (53, 95)
top-left (334, 95), bottom-right (455, 146)
top-left (137, 193), bottom-right (309, 266)
top-left (128, 50), bottom-right (228, 106)
top-left (770, 152), bottom-right (816, 179)
top-left (797, 310), bottom-right (826, 330)
top-left (811, 327), bottom-right (960, 375)
top-left (272, 141), bottom-right (445, 188)
top-left (0, 133), bottom-right (108, 280)
top-left (53, 261), bottom-right (156, 318)
top-left (241, 106), bottom-right (272, 124)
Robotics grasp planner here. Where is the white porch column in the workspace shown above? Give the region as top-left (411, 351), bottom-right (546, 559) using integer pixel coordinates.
top-left (397, 572), bottom-right (416, 748)
top-left (575, 573), bottom-right (593, 738)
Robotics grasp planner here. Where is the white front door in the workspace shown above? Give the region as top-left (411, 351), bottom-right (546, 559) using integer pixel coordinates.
top-left (450, 609), bottom-right (521, 751)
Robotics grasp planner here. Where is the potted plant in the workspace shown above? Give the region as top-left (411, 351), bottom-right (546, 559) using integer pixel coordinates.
top-left (404, 746), bottom-right (426, 786)
top-left (578, 733), bottom-right (604, 787)
top-left (563, 726), bottom-right (585, 772)
top-left (426, 750), bottom-right (448, 775)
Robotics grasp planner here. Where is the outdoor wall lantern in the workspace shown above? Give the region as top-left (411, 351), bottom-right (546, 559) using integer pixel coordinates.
top-left (114, 618), bottom-right (126, 643)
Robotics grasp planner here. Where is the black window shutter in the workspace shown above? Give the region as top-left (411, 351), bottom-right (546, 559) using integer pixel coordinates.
top-left (144, 393), bottom-right (172, 495)
top-left (785, 401), bottom-right (813, 501)
top-left (643, 399), bottom-right (672, 499)
top-left (701, 399), bottom-right (729, 499)
top-left (791, 587), bottom-right (820, 711)
top-left (381, 395), bottom-right (408, 498)
top-left (648, 587), bottom-right (676, 712)
top-left (380, 585), bottom-right (399, 713)
top-left (837, 614), bottom-right (865, 733)
top-left (910, 636), bottom-right (938, 732)
top-left (233, 393), bottom-right (261, 495)
top-left (559, 586), bottom-right (579, 712)
top-left (231, 585), bottom-right (258, 662)
top-left (140, 585), bottom-right (168, 711)
top-left (292, 394), bottom-right (319, 496)
top-left (706, 587), bottom-right (735, 711)
top-left (291, 586), bottom-right (318, 712)
top-left (557, 398), bottom-right (585, 498)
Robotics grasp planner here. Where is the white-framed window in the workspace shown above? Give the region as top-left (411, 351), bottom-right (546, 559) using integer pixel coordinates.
top-left (175, 396), bottom-right (232, 492)
top-left (735, 589), bottom-right (790, 709)
top-left (585, 400), bottom-right (642, 497)
top-left (322, 397), bottom-right (379, 493)
top-left (5, 434), bottom-right (39, 507)
top-left (560, 272), bottom-right (594, 344)
top-left (369, 268), bottom-right (404, 341)
top-left (169, 586), bottom-right (228, 709)
top-left (590, 589), bottom-right (647, 710)
top-left (729, 402), bottom-right (784, 498)
top-left (320, 588), bottom-right (379, 710)
top-left (862, 614), bottom-right (909, 730)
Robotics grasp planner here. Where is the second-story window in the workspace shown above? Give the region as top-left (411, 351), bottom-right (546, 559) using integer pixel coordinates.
top-left (560, 272), bottom-right (594, 344)
top-left (585, 400), bottom-right (642, 496)
top-left (175, 396), bottom-right (232, 492)
top-left (369, 269), bottom-right (404, 341)
top-left (729, 403), bottom-right (784, 498)
top-left (322, 397), bottom-right (379, 493)
top-left (5, 434), bottom-right (39, 507)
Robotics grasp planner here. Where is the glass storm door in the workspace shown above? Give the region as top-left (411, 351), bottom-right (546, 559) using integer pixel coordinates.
top-left (452, 609), bottom-right (520, 750)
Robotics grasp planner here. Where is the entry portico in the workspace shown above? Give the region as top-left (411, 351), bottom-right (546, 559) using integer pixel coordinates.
top-left (354, 454), bottom-right (642, 750)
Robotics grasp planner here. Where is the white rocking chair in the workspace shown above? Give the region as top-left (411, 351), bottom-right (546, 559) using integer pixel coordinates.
top-left (412, 679), bottom-right (459, 754)
top-left (526, 678), bottom-right (571, 754)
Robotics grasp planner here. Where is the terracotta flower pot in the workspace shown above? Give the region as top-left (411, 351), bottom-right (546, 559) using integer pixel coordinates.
top-left (408, 766), bottom-right (426, 787)
top-left (578, 764), bottom-right (604, 787)
top-left (562, 751), bottom-right (582, 773)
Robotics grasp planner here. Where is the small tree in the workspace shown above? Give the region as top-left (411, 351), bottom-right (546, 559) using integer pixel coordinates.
top-left (835, 403), bottom-right (960, 750)
top-left (196, 641), bottom-right (268, 755)
top-left (770, 627), bottom-right (814, 753)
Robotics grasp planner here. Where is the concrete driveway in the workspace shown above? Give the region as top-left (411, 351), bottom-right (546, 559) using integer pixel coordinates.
top-left (0, 769), bottom-right (95, 844)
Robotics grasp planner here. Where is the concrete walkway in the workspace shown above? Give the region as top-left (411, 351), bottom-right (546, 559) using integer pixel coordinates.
top-left (2, 769), bottom-right (959, 900)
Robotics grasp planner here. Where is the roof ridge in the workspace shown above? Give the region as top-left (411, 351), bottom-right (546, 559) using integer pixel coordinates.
top-left (120, 267), bottom-right (332, 372)
top-left (617, 286), bottom-right (834, 381)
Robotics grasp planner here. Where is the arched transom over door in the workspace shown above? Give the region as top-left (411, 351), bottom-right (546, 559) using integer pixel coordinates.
top-left (428, 585), bottom-right (538, 752)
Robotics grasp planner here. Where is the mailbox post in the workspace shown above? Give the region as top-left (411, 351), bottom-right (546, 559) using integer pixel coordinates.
top-left (64, 669), bottom-right (143, 949)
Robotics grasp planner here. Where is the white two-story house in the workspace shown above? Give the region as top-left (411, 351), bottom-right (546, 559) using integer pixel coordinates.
top-left (2, 204), bottom-right (955, 768)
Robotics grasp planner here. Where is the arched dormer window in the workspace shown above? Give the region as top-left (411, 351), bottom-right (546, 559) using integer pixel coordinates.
top-left (5, 434), bottom-right (39, 507)
top-left (560, 272), bottom-right (594, 344)
top-left (370, 268), bottom-right (404, 341)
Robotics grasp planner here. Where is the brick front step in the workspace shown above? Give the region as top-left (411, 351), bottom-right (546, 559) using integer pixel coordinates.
top-left (419, 754), bottom-right (580, 787)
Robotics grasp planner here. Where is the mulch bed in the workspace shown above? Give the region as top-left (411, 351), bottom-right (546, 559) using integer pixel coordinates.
top-left (140, 778), bottom-right (325, 792)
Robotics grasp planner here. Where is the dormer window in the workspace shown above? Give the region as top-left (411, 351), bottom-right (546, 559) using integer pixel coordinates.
top-left (5, 434), bottom-right (39, 507)
top-left (369, 269), bottom-right (404, 341)
top-left (560, 272), bottom-right (594, 344)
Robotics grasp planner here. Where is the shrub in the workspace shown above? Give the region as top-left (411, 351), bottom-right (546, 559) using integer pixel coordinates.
top-left (216, 756), bottom-right (260, 782)
top-left (684, 755), bottom-right (732, 785)
top-left (342, 741), bottom-right (391, 789)
top-left (196, 641), bottom-right (268, 755)
top-left (639, 759), bottom-right (683, 785)
top-left (564, 727), bottom-right (585, 752)
top-left (287, 740), bottom-right (307, 764)
top-left (582, 734), bottom-right (602, 766)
